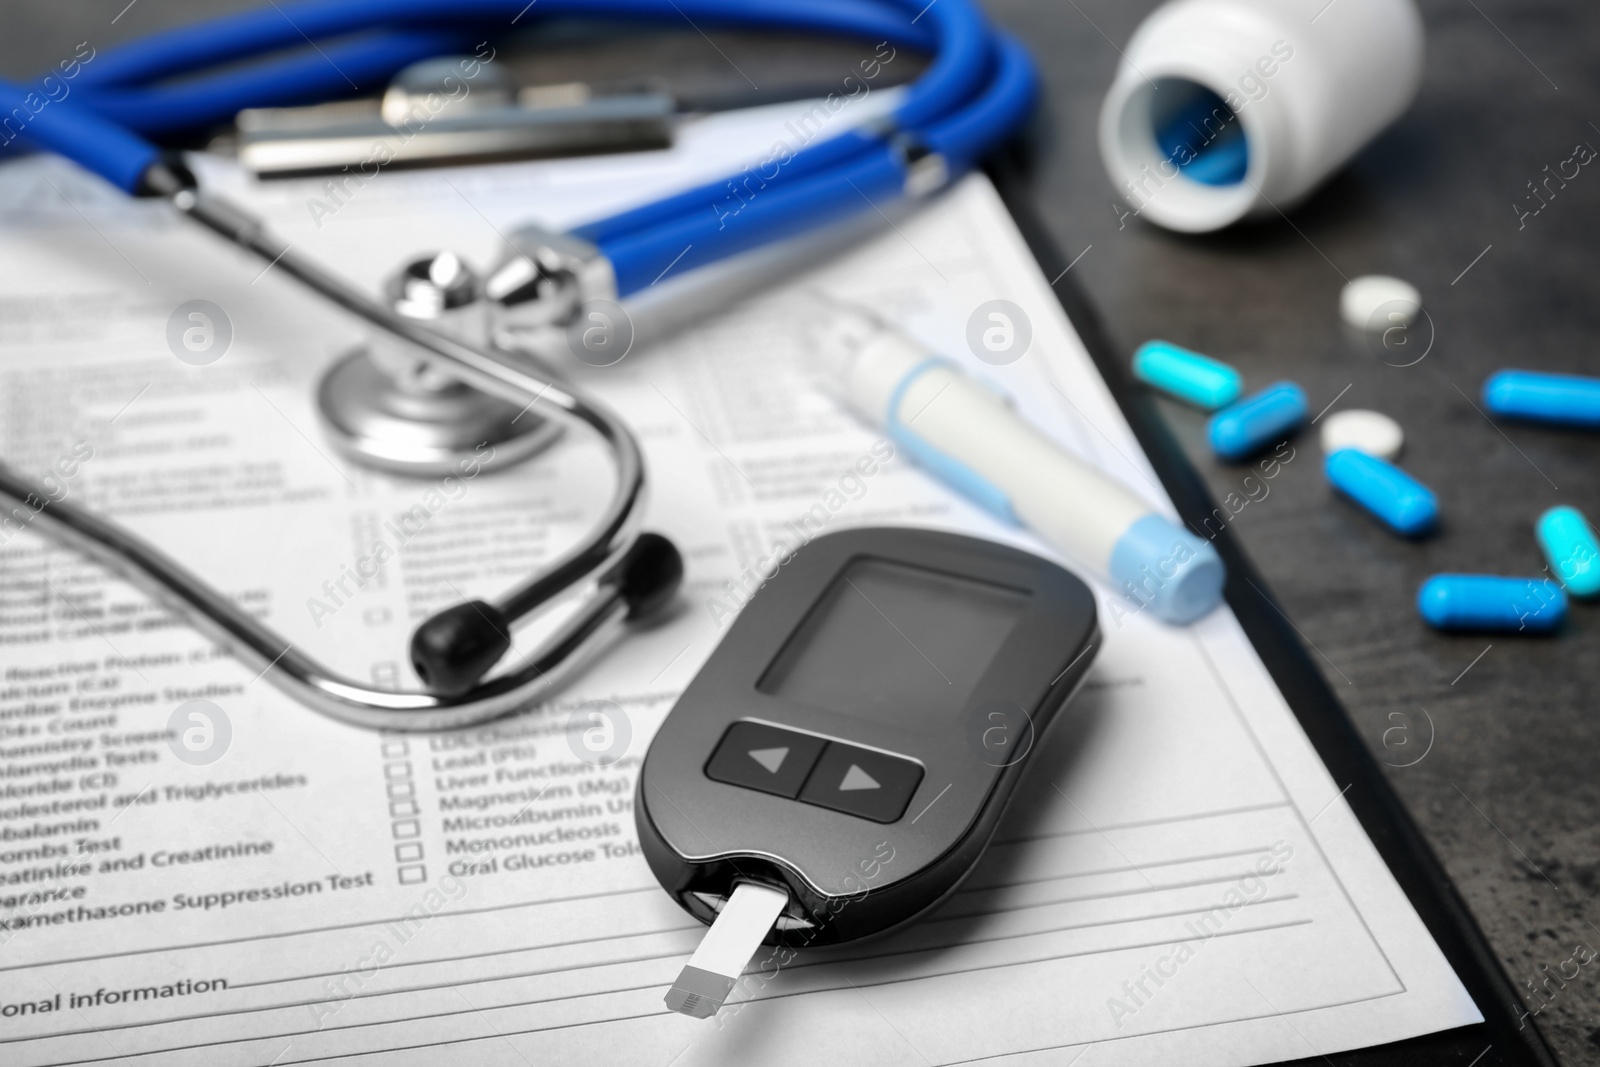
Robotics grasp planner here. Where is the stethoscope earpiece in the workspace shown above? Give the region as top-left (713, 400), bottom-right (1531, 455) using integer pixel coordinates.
top-left (409, 601), bottom-right (513, 697)
top-left (408, 531), bottom-right (683, 697)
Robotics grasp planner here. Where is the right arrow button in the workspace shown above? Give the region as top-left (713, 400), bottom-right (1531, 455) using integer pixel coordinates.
top-left (799, 742), bottom-right (923, 823)
top-left (838, 764), bottom-right (880, 791)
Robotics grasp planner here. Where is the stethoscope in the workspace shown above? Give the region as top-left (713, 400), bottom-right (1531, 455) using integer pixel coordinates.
top-left (0, 0), bottom-right (1035, 732)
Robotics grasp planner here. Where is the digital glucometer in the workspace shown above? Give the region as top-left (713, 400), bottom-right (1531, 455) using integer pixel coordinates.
top-left (636, 527), bottom-right (1099, 1018)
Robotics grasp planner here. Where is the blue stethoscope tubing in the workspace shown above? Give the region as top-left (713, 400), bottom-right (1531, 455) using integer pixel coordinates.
top-left (0, 0), bottom-right (1037, 295)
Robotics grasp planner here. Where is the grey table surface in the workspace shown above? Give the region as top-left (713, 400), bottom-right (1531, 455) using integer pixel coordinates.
top-left (4, 0), bottom-right (1598, 1062)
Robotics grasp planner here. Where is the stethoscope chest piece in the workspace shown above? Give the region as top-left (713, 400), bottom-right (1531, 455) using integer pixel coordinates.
top-left (315, 250), bottom-right (563, 476)
top-left (317, 347), bottom-right (562, 476)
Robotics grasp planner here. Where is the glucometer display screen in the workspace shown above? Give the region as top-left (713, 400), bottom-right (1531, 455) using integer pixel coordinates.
top-left (757, 557), bottom-right (1029, 728)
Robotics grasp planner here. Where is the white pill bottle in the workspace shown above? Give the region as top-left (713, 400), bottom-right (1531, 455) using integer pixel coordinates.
top-left (1098, 0), bottom-right (1424, 233)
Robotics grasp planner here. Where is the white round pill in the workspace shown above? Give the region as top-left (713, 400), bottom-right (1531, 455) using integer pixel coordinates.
top-left (1340, 275), bottom-right (1421, 332)
top-left (1320, 408), bottom-right (1404, 460)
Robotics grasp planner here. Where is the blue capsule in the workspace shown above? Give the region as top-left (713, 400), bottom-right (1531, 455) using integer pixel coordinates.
top-left (1207, 382), bottom-right (1307, 461)
top-left (1417, 574), bottom-right (1567, 633)
top-left (1132, 341), bottom-right (1242, 410)
top-left (1325, 449), bottom-right (1438, 536)
top-left (1483, 370), bottom-right (1600, 428)
top-left (1536, 505), bottom-right (1600, 598)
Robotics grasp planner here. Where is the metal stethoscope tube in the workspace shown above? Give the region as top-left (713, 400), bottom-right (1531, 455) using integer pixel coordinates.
top-left (0, 181), bottom-right (665, 733)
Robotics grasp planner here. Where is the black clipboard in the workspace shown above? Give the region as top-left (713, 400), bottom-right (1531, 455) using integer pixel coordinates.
top-left (985, 157), bottom-right (1557, 1067)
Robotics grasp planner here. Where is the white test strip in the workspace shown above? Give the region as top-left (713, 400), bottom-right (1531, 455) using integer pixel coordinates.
top-left (664, 882), bottom-right (791, 1019)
